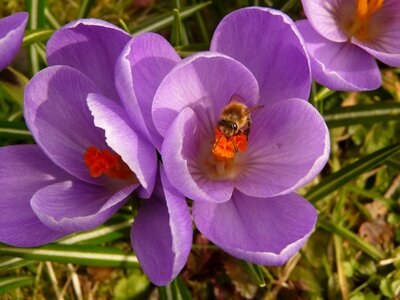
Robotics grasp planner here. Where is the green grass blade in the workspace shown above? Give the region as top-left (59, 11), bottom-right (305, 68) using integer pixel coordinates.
top-left (78, 0), bottom-right (95, 19)
top-left (0, 244), bottom-right (139, 268)
top-left (0, 276), bottom-right (34, 294)
top-left (131, 2), bottom-right (212, 35)
top-left (0, 68), bottom-right (29, 105)
top-left (22, 29), bottom-right (54, 47)
top-left (306, 143), bottom-right (400, 203)
top-left (324, 103), bottom-right (400, 128)
top-left (240, 261), bottom-right (266, 287)
top-left (0, 120), bottom-right (32, 140)
top-left (318, 218), bottom-right (384, 260)
top-left (44, 7), bottom-right (61, 29)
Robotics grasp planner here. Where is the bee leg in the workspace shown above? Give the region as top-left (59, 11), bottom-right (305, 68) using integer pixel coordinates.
top-left (213, 134), bottom-right (223, 149)
top-left (244, 118), bottom-right (252, 140)
top-left (231, 138), bottom-right (239, 153)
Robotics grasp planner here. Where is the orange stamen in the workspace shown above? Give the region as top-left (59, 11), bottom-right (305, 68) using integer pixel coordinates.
top-left (211, 128), bottom-right (248, 160)
top-left (356, 0), bottom-right (384, 20)
top-left (84, 146), bottom-right (133, 180)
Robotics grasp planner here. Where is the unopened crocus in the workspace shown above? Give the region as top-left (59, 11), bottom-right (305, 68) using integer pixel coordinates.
top-left (0, 12), bottom-right (28, 71)
top-left (0, 19), bottom-right (192, 285)
top-left (147, 7), bottom-right (330, 265)
top-left (297, 0), bottom-right (400, 91)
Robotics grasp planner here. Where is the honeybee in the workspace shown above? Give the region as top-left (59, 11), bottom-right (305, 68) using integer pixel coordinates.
top-left (213, 94), bottom-right (263, 152)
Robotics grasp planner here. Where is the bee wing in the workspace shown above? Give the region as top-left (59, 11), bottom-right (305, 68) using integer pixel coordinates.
top-left (245, 105), bottom-right (264, 115)
top-left (229, 93), bottom-right (247, 104)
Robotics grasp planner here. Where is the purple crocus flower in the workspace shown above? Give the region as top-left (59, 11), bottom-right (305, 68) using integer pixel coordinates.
top-left (146, 7), bottom-right (330, 265)
top-left (296, 0), bottom-right (400, 91)
top-left (0, 12), bottom-right (28, 71)
top-left (0, 19), bottom-right (192, 285)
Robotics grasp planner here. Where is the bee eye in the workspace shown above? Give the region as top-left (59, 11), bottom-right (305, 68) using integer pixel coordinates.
top-left (232, 123), bottom-right (238, 130)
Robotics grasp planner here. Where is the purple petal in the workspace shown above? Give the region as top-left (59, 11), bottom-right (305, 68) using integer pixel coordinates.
top-left (193, 191), bottom-right (317, 265)
top-left (301, 0), bottom-right (349, 42)
top-left (87, 93), bottom-right (157, 198)
top-left (31, 180), bottom-right (137, 233)
top-left (24, 65), bottom-right (109, 184)
top-left (0, 12), bottom-right (28, 71)
top-left (353, 0), bottom-right (400, 67)
top-left (0, 145), bottom-right (71, 247)
top-left (46, 18), bottom-right (131, 101)
top-left (116, 33), bottom-right (180, 150)
top-left (296, 20), bottom-right (381, 91)
top-left (210, 7), bottom-right (311, 105)
top-left (162, 107), bottom-right (234, 203)
top-left (153, 52), bottom-right (259, 138)
top-left (235, 98), bottom-right (329, 198)
top-left (131, 166), bottom-right (192, 286)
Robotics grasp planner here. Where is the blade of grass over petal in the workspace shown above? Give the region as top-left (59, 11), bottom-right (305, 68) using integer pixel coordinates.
top-left (131, 2), bottom-right (211, 34)
top-left (318, 218), bottom-right (384, 260)
top-left (0, 244), bottom-right (139, 268)
top-left (306, 144), bottom-right (400, 203)
top-left (0, 276), bottom-right (34, 294)
top-left (324, 103), bottom-right (400, 128)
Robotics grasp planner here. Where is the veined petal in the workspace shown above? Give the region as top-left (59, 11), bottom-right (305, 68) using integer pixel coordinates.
top-left (210, 7), bottom-right (311, 105)
top-left (31, 181), bottom-right (137, 233)
top-left (46, 18), bottom-right (131, 101)
top-left (131, 166), bottom-right (192, 286)
top-left (0, 12), bottom-right (28, 71)
top-left (193, 191), bottom-right (317, 265)
top-left (235, 98), bottom-right (330, 198)
top-left (301, 0), bottom-right (349, 42)
top-left (0, 145), bottom-right (70, 247)
top-left (116, 33), bottom-right (180, 150)
top-left (152, 52), bottom-right (259, 138)
top-left (297, 20), bottom-right (381, 91)
top-left (24, 65), bottom-right (109, 184)
top-left (162, 107), bottom-right (234, 203)
top-left (87, 93), bottom-right (157, 198)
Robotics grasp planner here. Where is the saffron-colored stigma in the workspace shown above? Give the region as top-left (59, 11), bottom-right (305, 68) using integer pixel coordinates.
top-left (84, 146), bottom-right (133, 180)
top-left (356, 0), bottom-right (384, 20)
top-left (211, 128), bottom-right (248, 161)
top-left (347, 0), bottom-right (384, 41)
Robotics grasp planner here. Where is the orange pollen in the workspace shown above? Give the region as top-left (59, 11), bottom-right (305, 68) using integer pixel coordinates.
top-left (356, 0), bottom-right (384, 20)
top-left (84, 146), bottom-right (133, 180)
top-left (211, 128), bottom-right (248, 160)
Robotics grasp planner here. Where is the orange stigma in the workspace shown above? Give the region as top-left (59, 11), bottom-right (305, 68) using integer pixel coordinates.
top-left (356, 0), bottom-right (384, 20)
top-left (84, 146), bottom-right (133, 180)
top-left (211, 128), bottom-right (248, 161)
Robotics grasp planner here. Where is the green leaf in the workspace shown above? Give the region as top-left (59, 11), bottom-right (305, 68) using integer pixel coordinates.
top-left (159, 277), bottom-right (192, 300)
top-left (0, 276), bottom-right (34, 294)
top-left (324, 103), bottom-right (400, 128)
top-left (0, 68), bottom-right (29, 105)
top-left (78, 0), bottom-right (95, 19)
top-left (0, 120), bottom-right (32, 140)
top-left (318, 218), bottom-right (384, 260)
top-left (22, 29), bottom-right (54, 47)
top-left (0, 243), bottom-right (138, 268)
top-left (306, 143), bottom-right (400, 203)
top-left (131, 2), bottom-right (212, 35)
top-left (114, 269), bottom-right (150, 300)
top-left (240, 261), bottom-right (266, 287)
top-left (171, 9), bottom-right (184, 47)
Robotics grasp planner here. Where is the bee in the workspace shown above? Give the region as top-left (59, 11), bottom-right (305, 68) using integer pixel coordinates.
top-left (213, 94), bottom-right (263, 152)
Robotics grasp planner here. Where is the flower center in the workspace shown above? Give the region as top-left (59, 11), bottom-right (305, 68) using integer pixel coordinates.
top-left (211, 128), bottom-right (248, 160)
top-left (84, 146), bottom-right (133, 180)
top-left (345, 0), bottom-right (384, 41)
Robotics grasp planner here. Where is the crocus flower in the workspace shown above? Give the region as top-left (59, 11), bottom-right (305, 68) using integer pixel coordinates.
top-left (296, 0), bottom-right (400, 91)
top-left (147, 7), bottom-right (330, 265)
top-left (0, 19), bottom-right (192, 285)
top-left (0, 12), bottom-right (28, 71)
